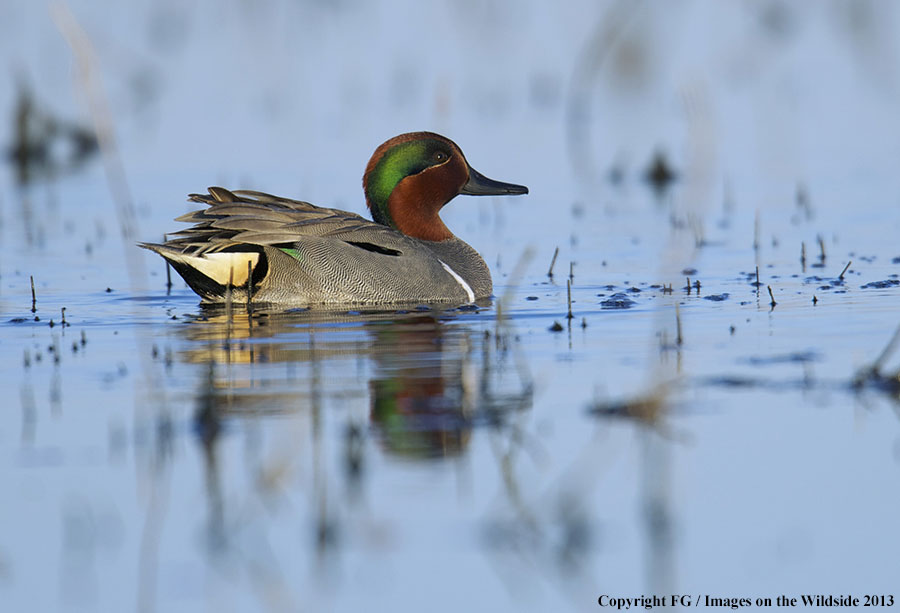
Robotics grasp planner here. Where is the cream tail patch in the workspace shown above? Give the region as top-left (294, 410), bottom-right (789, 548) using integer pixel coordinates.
top-left (165, 252), bottom-right (259, 286)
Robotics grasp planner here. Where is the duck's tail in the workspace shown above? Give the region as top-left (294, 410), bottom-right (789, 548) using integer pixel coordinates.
top-left (139, 242), bottom-right (265, 302)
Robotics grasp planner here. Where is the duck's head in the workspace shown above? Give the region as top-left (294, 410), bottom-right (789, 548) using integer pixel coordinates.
top-left (363, 132), bottom-right (528, 241)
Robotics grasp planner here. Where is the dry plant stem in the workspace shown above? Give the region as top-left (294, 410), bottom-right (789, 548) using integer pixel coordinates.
top-left (246, 260), bottom-right (252, 313)
top-left (164, 235), bottom-right (172, 292)
top-left (225, 267), bottom-right (234, 325)
top-left (496, 246), bottom-right (536, 334)
top-left (496, 247), bottom-right (536, 387)
top-left (565, 1), bottom-right (642, 182)
top-left (52, 4), bottom-right (147, 287)
top-left (51, 25), bottom-right (173, 593)
top-left (838, 260), bottom-right (851, 281)
top-left (53, 9), bottom-right (168, 600)
top-left (30, 275), bottom-right (36, 312)
top-left (753, 210), bottom-right (760, 251)
top-left (817, 235), bottom-right (826, 262)
top-left (547, 246), bottom-right (559, 278)
top-left (675, 303), bottom-right (683, 346)
top-left (566, 279), bottom-right (573, 319)
top-left (870, 324), bottom-right (900, 374)
top-left (767, 285), bottom-right (776, 307)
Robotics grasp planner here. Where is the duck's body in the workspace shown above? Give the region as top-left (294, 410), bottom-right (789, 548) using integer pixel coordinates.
top-left (146, 187), bottom-right (492, 304)
top-left (141, 132), bottom-right (527, 306)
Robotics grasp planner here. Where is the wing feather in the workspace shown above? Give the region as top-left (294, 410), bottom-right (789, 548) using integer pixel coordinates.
top-left (158, 186), bottom-right (409, 255)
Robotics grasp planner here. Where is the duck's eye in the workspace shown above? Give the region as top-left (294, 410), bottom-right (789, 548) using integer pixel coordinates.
top-left (433, 151), bottom-right (448, 163)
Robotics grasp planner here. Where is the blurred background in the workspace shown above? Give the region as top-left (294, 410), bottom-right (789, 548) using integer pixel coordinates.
top-left (2, 1), bottom-right (900, 611)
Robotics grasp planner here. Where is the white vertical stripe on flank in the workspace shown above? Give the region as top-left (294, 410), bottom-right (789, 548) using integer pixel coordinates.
top-left (438, 259), bottom-right (475, 303)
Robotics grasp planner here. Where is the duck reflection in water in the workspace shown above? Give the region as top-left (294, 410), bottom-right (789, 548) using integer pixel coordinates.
top-left (165, 306), bottom-right (532, 574)
top-left (174, 307), bottom-right (532, 459)
top-left (369, 316), bottom-right (473, 458)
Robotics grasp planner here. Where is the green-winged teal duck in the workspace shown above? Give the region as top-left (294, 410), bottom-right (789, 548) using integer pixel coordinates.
top-left (141, 132), bottom-right (527, 306)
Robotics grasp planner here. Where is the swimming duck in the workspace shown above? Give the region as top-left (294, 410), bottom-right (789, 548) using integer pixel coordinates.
top-left (140, 132), bottom-right (527, 306)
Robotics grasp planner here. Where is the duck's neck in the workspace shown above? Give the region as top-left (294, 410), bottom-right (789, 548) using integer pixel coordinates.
top-left (384, 175), bottom-right (454, 242)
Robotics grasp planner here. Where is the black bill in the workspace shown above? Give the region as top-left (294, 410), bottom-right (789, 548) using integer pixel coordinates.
top-left (461, 166), bottom-right (529, 196)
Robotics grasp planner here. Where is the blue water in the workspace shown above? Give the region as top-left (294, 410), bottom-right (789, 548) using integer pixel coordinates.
top-left (2, 2), bottom-right (900, 611)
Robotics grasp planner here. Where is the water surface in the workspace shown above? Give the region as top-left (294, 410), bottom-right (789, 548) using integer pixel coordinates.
top-left (2, 2), bottom-right (900, 611)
